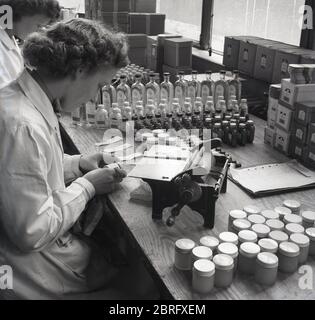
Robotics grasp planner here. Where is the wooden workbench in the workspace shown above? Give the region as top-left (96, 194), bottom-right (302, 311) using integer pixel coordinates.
top-left (60, 115), bottom-right (315, 300)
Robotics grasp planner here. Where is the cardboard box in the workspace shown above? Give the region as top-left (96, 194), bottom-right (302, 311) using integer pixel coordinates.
top-left (98, 11), bottom-right (129, 32)
top-left (164, 38), bottom-right (193, 68)
top-left (128, 13), bottom-right (165, 35)
top-left (131, 0), bottom-right (156, 13)
top-left (275, 128), bottom-right (292, 155)
top-left (99, 0), bottom-right (131, 12)
top-left (276, 101), bottom-right (294, 132)
top-left (146, 36), bottom-right (158, 70)
top-left (300, 51), bottom-right (315, 64)
top-left (269, 84), bottom-right (281, 100)
top-left (162, 65), bottom-right (192, 83)
top-left (292, 122), bottom-right (309, 144)
top-left (129, 13), bottom-right (147, 34)
top-left (279, 79), bottom-right (315, 107)
top-left (295, 102), bottom-right (315, 126)
top-left (308, 123), bottom-right (315, 146)
top-left (271, 48), bottom-right (302, 84)
top-left (267, 118), bottom-right (277, 130)
top-left (223, 37), bottom-right (241, 70)
top-left (289, 139), bottom-right (308, 160)
top-left (304, 145), bottom-right (315, 169)
top-left (254, 42), bottom-right (294, 83)
top-left (127, 34), bottom-right (147, 66)
top-left (238, 39), bottom-right (259, 76)
top-left (264, 126), bottom-right (276, 147)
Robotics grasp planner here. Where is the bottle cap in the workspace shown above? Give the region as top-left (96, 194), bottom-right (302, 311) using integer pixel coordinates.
top-left (193, 259), bottom-right (215, 277)
top-left (258, 238), bottom-right (278, 253)
top-left (279, 241), bottom-right (300, 257)
top-left (175, 239), bottom-right (195, 254)
top-left (256, 252), bottom-right (278, 269)
top-left (240, 242), bottom-right (260, 258)
top-left (285, 223), bottom-right (305, 235)
top-left (266, 219), bottom-right (285, 231)
top-left (219, 232), bottom-right (238, 245)
top-left (284, 214), bottom-right (303, 225)
top-left (229, 210), bottom-right (247, 220)
top-left (261, 210), bottom-right (280, 220)
top-left (200, 236), bottom-right (219, 250)
top-left (217, 243), bottom-right (238, 259)
top-left (305, 228), bottom-right (315, 241)
top-left (301, 211), bottom-right (315, 224)
top-left (243, 205), bottom-right (261, 215)
top-left (251, 224), bottom-right (271, 239)
top-left (248, 214), bottom-right (265, 225)
top-left (238, 230), bottom-right (258, 244)
top-left (192, 246), bottom-right (213, 260)
top-left (290, 233), bottom-right (310, 248)
top-left (269, 230), bottom-right (289, 244)
top-left (232, 219), bottom-right (251, 232)
top-left (213, 254), bottom-right (234, 271)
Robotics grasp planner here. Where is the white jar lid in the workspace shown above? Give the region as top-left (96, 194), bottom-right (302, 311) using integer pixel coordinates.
top-left (175, 239), bottom-right (195, 253)
top-left (258, 238), bottom-right (278, 253)
top-left (233, 219), bottom-right (251, 231)
top-left (192, 246), bottom-right (213, 260)
top-left (285, 223), bottom-right (305, 235)
top-left (306, 228), bottom-right (315, 241)
top-left (290, 233), bottom-right (310, 248)
top-left (248, 214), bottom-right (266, 225)
top-left (200, 236), bottom-right (219, 250)
top-left (261, 210), bottom-right (280, 220)
top-left (266, 219), bottom-right (285, 231)
top-left (193, 259), bottom-right (215, 277)
top-left (217, 243), bottom-right (239, 259)
top-left (269, 231), bottom-right (289, 243)
top-left (284, 214), bottom-right (303, 225)
top-left (219, 232), bottom-right (238, 245)
top-left (251, 224), bottom-right (271, 238)
top-left (283, 200), bottom-right (301, 210)
top-left (257, 252), bottom-right (278, 269)
top-left (279, 241), bottom-right (300, 257)
top-left (274, 206), bottom-right (292, 217)
top-left (238, 230), bottom-right (258, 243)
top-left (213, 254), bottom-right (234, 271)
top-left (229, 210), bottom-right (247, 220)
top-left (240, 242), bottom-right (260, 258)
top-left (301, 211), bottom-right (315, 224)
top-left (243, 205), bottom-right (261, 215)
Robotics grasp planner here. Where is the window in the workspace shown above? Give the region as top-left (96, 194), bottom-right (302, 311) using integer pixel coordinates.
top-left (156, 0), bottom-right (203, 41)
top-left (212, 0), bottom-right (306, 53)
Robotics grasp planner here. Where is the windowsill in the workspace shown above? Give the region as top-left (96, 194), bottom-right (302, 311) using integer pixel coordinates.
top-left (192, 47), bottom-right (224, 66)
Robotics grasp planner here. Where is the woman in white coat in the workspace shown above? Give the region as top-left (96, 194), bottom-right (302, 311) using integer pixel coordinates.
top-left (0, 0), bottom-right (60, 89)
top-left (0, 18), bottom-right (155, 300)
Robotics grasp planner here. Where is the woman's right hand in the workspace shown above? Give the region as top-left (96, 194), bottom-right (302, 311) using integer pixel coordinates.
top-left (84, 167), bottom-right (127, 195)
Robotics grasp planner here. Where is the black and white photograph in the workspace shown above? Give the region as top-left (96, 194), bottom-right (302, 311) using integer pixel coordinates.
top-left (0, 0), bottom-right (315, 308)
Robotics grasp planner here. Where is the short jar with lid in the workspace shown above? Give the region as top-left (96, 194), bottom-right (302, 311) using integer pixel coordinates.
top-left (290, 233), bottom-right (310, 264)
top-left (213, 254), bottom-right (234, 288)
top-left (192, 246), bottom-right (213, 266)
top-left (269, 230), bottom-right (289, 244)
top-left (192, 259), bottom-right (215, 294)
top-left (232, 219), bottom-right (251, 234)
top-left (217, 243), bottom-right (239, 274)
top-left (261, 210), bottom-right (280, 221)
top-left (283, 200), bottom-right (301, 215)
top-left (285, 223), bottom-right (305, 236)
top-left (305, 228), bottom-right (315, 256)
top-left (278, 242), bottom-right (300, 273)
top-left (248, 214), bottom-right (266, 225)
top-left (228, 210), bottom-right (247, 232)
top-left (266, 219), bottom-right (285, 232)
top-left (243, 205), bottom-right (261, 216)
top-left (284, 214), bottom-right (303, 226)
top-left (254, 252), bottom-right (278, 286)
top-left (274, 206), bottom-right (292, 221)
top-left (174, 239), bottom-right (195, 271)
top-left (251, 224), bottom-right (271, 239)
top-left (238, 230), bottom-right (258, 245)
top-left (258, 238), bottom-right (278, 254)
top-left (301, 211), bottom-right (315, 229)
top-left (219, 232), bottom-right (239, 246)
top-left (238, 242), bottom-right (261, 275)
top-left (200, 236), bottom-right (220, 253)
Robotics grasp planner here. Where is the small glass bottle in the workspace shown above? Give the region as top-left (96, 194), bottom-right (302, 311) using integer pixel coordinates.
top-left (238, 123), bottom-right (247, 146)
top-left (111, 106), bottom-right (122, 130)
top-left (146, 73), bottom-right (160, 107)
top-left (102, 82), bottom-right (116, 114)
top-left (228, 122), bottom-right (238, 147)
top-left (212, 123), bottom-right (223, 140)
top-left (201, 71), bottom-right (214, 106)
top-left (240, 98), bottom-right (249, 120)
top-left (231, 100), bottom-right (240, 115)
top-left (131, 73), bottom-right (146, 109)
top-left (205, 99), bottom-right (215, 118)
top-left (85, 100), bottom-right (96, 127)
top-left (228, 70), bottom-right (242, 103)
top-left (222, 120), bottom-right (230, 144)
top-left (71, 108), bottom-right (81, 126)
top-left (160, 72), bottom-right (174, 110)
top-left (174, 71), bottom-right (188, 108)
top-left (187, 71), bottom-right (201, 106)
top-left (214, 70), bottom-right (228, 107)
top-left (246, 120), bottom-right (255, 143)
top-left (116, 75), bottom-right (131, 109)
top-left (95, 104), bottom-right (109, 129)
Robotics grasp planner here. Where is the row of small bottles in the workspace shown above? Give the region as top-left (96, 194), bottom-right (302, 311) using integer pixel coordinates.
top-left (72, 94), bottom-right (255, 147)
top-left (100, 68), bottom-right (242, 113)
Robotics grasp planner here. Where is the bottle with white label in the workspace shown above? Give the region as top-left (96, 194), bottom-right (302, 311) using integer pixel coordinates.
top-left (131, 73), bottom-right (146, 110)
top-left (85, 100), bottom-right (96, 127)
top-left (160, 72), bottom-right (174, 110)
top-left (145, 73), bottom-right (160, 107)
top-left (214, 70), bottom-right (228, 107)
top-left (116, 75), bottom-right (131, 109)
top-left (228, 70), bottom-right (242, 103)
top-left (174, 71), bottom-right (188, 108)
top-left (95, 104), bottom-right (109, 129)
top-left (187, 71), bottom-right (201, 106)
top-left (102, 82), bottom-right (116, 115)
top-left (201, 71), bottom-right (214, 106)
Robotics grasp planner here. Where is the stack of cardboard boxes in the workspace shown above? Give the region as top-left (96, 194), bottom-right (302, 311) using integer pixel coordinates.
top-left (264, 67), bottom-right (315, 169)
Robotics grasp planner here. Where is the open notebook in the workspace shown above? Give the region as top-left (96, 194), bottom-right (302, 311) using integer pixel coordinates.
top-left (229, 160), bottom-right (315, 197)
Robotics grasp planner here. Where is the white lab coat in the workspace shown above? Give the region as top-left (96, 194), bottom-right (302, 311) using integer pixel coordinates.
top-left (0, 26), bottom-right (24, 90)
top-left (0, 70), bottom-right (110, 299)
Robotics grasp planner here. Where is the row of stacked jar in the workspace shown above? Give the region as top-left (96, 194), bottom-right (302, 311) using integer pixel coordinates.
top-left (72, 68), bottom-right (255, 146)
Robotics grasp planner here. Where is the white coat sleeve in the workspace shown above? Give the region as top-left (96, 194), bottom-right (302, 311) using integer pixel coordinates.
top-left (63, 154), bottom-right (83, 184)
top-left (0, 124), bottom-right (95, 253)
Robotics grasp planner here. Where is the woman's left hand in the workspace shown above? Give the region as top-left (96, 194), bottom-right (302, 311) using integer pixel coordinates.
top-left (79, 153), bottom-right (105, 174)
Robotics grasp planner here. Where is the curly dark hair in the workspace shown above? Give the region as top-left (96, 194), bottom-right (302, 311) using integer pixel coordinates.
top-left (22, 18), bottom-right (130, 78)
top-left (0, 0), bottom-right (61, 22)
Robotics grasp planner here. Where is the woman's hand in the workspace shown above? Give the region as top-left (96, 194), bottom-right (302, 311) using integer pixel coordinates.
top-left (84, 168), bottom-right (127, 195)
top-left (79, 153), bottom-right (120, 174)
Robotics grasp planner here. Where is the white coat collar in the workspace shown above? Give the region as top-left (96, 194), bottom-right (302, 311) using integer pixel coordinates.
top-left (0, 26), bottom-right (19, 52)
